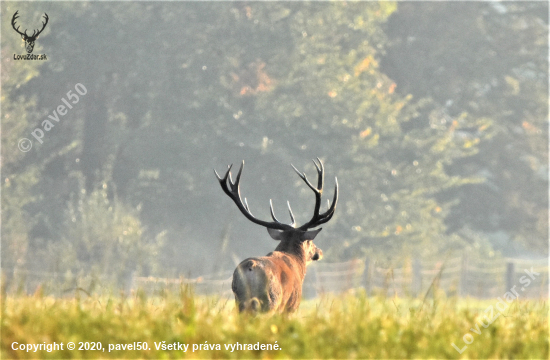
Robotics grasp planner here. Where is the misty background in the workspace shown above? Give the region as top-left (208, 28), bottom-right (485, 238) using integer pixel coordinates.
top-left (1, 1), bottom-right (548, 292)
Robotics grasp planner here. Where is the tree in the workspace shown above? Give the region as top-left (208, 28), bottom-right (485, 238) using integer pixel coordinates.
top-left (1, 4), bottom-right (44, 277)
top-left (381, 2), bottom-right (548, 255)
top-left (3, 1), bottom-right (497, 282)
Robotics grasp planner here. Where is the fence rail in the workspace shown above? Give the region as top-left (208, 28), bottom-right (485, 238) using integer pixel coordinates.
top-left (3, 256), bottom-right (548, 299)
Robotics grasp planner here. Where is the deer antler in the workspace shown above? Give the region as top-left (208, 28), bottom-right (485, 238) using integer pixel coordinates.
top-left (32, 13), bottom-right (49, 39)
top-left (215, 159), bottom-right (338, 232)
top-left (11, 11), bottom-right (48, 39)
top-left (215, 161), bottom-right (295, 231)
top-left (294, 158), bottom-right (338, 231)
top-left (11, 11), bottom-right (26, 37)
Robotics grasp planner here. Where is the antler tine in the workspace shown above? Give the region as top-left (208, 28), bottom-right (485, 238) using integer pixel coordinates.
top-left (310, 158), bottom-right (324, 219)
top-left (214, 164), bottom-right (227, 183)
top-left (227, 164), bottom-right (235, 186)
top-left (291, 164), bottom-right (319, 194)
top-left (287, 201), bottom-right (296, 227)
top-left (312, 157), bottom-right (324, 191)
top-left (233, 160), bottom-right (244, 187)
top-left (214, 164), bottom-right (232, 183)
top-left (268, 199), bottom-right (296, 227)
top-left (321, 178), bottom-right (338, 219)
top-left (269, 199), bottom-right (283, 224)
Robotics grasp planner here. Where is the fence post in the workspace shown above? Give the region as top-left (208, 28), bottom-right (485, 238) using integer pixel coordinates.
top-left (314, 264), bottom-right (321, 298)
top-left (347, 259), bottom-right (356, 291)
top-left (505, 261), bottom-right (515, 293)
top-left (364, 257), bottom-right (370, 296)
top-left (460, 254), bottom-right (469, 297)
top-left (412, 258), bottom-right (422, 297)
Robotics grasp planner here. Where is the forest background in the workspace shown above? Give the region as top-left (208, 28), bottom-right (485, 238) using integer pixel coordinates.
top-left (1, 1), bottom-right (547, 289)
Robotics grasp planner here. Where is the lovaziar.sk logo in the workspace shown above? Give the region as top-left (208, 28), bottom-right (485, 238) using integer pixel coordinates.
top-left (12, 10), bottom-right (48, 60)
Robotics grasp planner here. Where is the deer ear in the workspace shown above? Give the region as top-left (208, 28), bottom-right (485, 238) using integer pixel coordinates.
top-left (299, 228), bottom-right (322, 241)
top-left (267, 228), bottom-right (285, 241)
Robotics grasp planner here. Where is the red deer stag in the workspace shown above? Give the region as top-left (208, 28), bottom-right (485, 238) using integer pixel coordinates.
top-left (215, 158), bottom-right (338, 313)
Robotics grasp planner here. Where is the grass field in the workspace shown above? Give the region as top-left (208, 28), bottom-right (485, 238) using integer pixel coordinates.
top-left (1, 287), bottom-right (548, 359)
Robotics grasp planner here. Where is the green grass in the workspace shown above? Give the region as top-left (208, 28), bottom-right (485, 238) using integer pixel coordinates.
top-left (1, 287), bottom-right (548, 359)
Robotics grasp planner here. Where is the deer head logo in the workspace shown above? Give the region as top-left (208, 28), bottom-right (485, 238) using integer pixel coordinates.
top-left (11, 11), bottom-right (49, 54)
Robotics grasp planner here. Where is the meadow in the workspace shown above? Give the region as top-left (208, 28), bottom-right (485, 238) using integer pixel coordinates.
top-left (1, 287), bottom-right (548, 359)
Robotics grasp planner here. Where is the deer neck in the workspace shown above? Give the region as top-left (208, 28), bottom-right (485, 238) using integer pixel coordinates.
top-left (274, 240), bottom-right (308, 277)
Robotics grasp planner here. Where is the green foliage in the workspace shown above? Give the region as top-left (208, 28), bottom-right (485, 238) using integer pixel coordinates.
top-left (1, 3), bottom-right (45, 273)
top-left (39, 184), bottom-right (160, 287)
top-left (1, 291), bottom-right (548, 359)
top-left (382, 2), bottom-right (548, 254)
top-left (242, 1), bottom-right (490, 258)
top-left (1, 1), bottom-right (546, 280)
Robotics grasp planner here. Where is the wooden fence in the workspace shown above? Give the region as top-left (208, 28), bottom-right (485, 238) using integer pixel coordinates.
top-left (133, 256), bottom-right (548, 299)
top-left (304, 256), bottom-right (548, 299)
top-left (4, 256), bottom-right (548, 299)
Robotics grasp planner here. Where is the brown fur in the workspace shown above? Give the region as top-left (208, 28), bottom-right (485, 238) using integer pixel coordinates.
top-left (232, 233), bottom-right (323, 313)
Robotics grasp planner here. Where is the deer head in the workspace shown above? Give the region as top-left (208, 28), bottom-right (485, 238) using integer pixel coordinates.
top-left (12, 11), bottom-right (49, 54)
